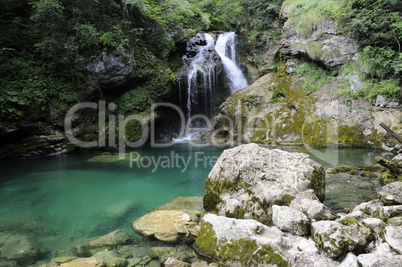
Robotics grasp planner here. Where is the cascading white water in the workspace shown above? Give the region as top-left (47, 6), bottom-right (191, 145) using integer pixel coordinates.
top-left (175, 32), bottom-right (248, 141)
top-left (185, 33), bottom-right (216, 119)
top-left (215, 32), bottom-right (249, 93)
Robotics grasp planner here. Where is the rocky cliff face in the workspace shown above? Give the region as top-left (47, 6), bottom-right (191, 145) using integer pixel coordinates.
top-left (211, 4), bottom-right (402, 150)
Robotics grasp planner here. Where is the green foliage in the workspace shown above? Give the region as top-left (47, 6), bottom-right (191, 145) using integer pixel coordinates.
top-left (283, 0), bottom-right (342, 38)
top-left (306, 41), bottom-right (323, 60)
top-left (363, 79), bottom-right (402, 105)
top-left (294, 61), bottom-right (333, 95)
top-left (356, 46), bottom-right (402, 79)
top-left (0, 57), bottom-right (77, 120)
top-left (99, 32), bottom-right (117, 47)
top-left (338, 0), bottom-right (402, 50)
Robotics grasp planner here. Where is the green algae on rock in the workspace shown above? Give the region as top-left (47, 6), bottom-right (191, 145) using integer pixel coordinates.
top-left (194, 214), bottom-right (290, 266)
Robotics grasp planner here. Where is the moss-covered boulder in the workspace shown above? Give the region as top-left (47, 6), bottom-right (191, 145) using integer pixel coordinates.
top-left (194, 214), bottom-right (290, 266)
top-left (311, 221), bottom-right (373, 258)
top-left (204, 143), bottom-right (325, 222)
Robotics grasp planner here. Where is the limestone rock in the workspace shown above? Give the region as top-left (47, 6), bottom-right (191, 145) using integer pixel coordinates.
top-left (194, 214), bottom-right (289, 266)
top-left (353, 201), bottom-right (383, 216)
top-left (384, 226), bottom-right (402, 254)
top-left (59, 258), bottom-right (106, 267)
top-left (92, 251), bottom-right (127, 267)
top-left (357, 253), bottom-right (402, 267)
top-left (147, 245), bottom-right (194, 263)
top-left (86, 47), bottom-right (135, 91)
top-left (58, 230), bottom-right (131, 257)
top-left (392, 154), bottom-right (402, 168)
top-left (204, 144), bottom-right (325, 221)
top-left (164, 257), bottom-right (191, 267)
top-left (377, 205), bottom-right (402, 220)
top-left (311, 221), bottom-right (373, 258)
top-left (379, 182), bottom-right (402, 205)
top-left (88, 230), bottom-right (131, 247)
top-left (133, 210), bottom-right (198, 243)
top-left (282, 235), bottom-right (339, 266)
top-left (387, 217), bottom-right (402, 226)
top-left (362, 218), bottom-right (386, 234)
top-left (339, 252), bottom-right (359, 267)
top-left (272, 205), bottom-right (310, 235)
top-left (290, 189), bottom-right (332, 220)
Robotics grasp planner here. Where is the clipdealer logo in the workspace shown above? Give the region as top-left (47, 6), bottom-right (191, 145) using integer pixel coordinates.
top-left (64, 100), bottom-right (340, 168)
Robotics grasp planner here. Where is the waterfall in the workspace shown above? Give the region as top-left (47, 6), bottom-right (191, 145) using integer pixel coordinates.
top-left (176, 32), bottom-right (248, 141)
top-left (184, 33), bottom-right (217, 119)
top-left (215, 32), bottom-right (249, 93)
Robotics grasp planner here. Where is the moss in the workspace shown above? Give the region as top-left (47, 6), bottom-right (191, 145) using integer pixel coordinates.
top-left (340, 217), bottom-right (359, 226)
top-left (230, 206), bottom-right (245, 219)
top-left (258, 63), bottom-right (279, 76)
top-left (203, 192), bottom-right (221, 212)
top-left (357, 165), bottom-right (387, 172)
top-left (360, 171), bottom-right (378, 178)
top-left (330, 166), bottom-right (355, 173)
top-left (273, 194), bottom-right (295, 206)
top-left (195, 222), bottom-right (290, 266)
top-left (306, 41), bottom-right (323, 60)
top-left (381, 170), bottom-right (398, 184)
top-left (310, 166), bottom-right (326, 201)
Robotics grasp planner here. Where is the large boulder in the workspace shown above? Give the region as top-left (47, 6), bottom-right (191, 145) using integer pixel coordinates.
top-left (204, 143), bottom-right (325, 221)
top-left (194, 214), bottom-right (289, 266)
top-left (132, 210), bottom-right (198, 243)
top-left (311, 221), bottom-right (373, 258)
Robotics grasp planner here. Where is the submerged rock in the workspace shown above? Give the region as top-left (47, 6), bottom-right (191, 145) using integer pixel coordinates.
top-left (59, 257), bottom-right (106, 267)
top-left (57, 230), bottom-right (131, 257)
top-left (132, 210), bottom-right (198, 243)
top-left (203, 143), bottom-right (325, 221)
top-left (311, 221), bottom-right (373, 258)
top-left (194, 214), bottom-right (289, 266)
top-left (0, 233), bottom-right (41, 266)
top-left (151, 196), bottom-right (204, 215)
